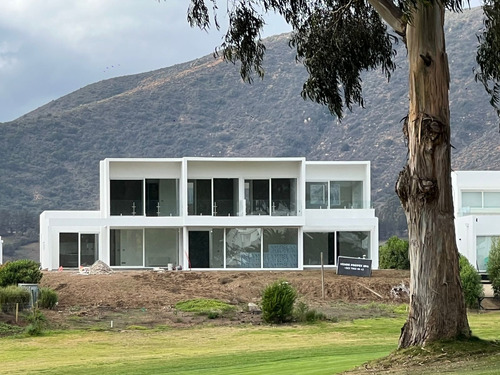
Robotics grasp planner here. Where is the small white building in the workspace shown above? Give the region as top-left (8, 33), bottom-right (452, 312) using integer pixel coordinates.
top-left (40, 157), bottom-right (379, 270)
top-left (453, 171), bottom-right (500, 272)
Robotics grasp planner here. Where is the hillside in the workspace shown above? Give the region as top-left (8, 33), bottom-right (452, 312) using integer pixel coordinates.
top-left (0, 7), bottom-right (498, 246)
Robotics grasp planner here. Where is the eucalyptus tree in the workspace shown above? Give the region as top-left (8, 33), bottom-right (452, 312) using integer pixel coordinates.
top-left (186, 0), bottom-right (500, 348)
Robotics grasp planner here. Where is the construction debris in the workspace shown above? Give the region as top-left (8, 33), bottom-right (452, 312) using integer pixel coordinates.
top-left (88, 260), bottom-right (114, 275)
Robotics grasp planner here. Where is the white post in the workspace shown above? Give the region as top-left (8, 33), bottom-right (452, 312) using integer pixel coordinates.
top-left (0, 236), bottom-right (3, 265)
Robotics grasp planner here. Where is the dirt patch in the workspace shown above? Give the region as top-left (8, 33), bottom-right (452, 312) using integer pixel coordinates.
top-left (37, 269), bottom-right (410, 330)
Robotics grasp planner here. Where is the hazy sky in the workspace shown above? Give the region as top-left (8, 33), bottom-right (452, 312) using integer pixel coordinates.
top-left (0, 0), bottom-right (484, 122)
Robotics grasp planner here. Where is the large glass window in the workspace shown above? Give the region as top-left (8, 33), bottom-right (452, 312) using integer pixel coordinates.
top-left (330, 181), bottom-right (363, 209)
top-left (306, 182), bottom-right (328, 209)
top-left (226, 228), bottom-right (262, 268)
top-left (303, 232), bottom-right (335, 266)
top-left (210, 229), bottom-right (225, 268)
top-left (80, 234), bottom-right (98, 267)
top-left (188, 227), bottom-right (300, 269)
top-left (214, 179), bottom-right (238, 216)
top-left (462, 192), bottom-right (482, 209)
top-left (188, 179), bottom-right (212, 215)
top-left (484, 192), bottom-right (500, 208)
top-left (110, 229), bottom-right (143, 266)
top-left (337, 231), bottom-right (370, 259)
top-left (263, 228), bottom-right (298, 268)
top-left (245, 179), bottom-right (297, 216)
top-left (59, 233), bottom-right (98, 268)
top-left (245, 180), bottom-right (269, 215)
top-left (146, 179), bottom-right (179, 216)
top-left (59, 233), bottom-right (78, 268)
top-left (110, 180), bottom-right (143, 216)
top-left (145, 228), bottom-right (178, 267)
top-left (476, 236), bottom-right (500, 272)
top-left (272, 179), bottom-right (297, 216)
top-left (189, 229), bottom-right (225, 268)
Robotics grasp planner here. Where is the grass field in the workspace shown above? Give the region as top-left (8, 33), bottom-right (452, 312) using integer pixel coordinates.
top-left (1, 312), bottom-right (499, 374)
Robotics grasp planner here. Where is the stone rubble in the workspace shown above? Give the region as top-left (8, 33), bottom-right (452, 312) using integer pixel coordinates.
top-left (88, 260), bottom-right (114, 275)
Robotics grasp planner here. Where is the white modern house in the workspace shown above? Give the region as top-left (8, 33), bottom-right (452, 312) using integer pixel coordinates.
top-left (453, 171), bottom-right (500, 272)
top-left (40, 157), bottom-right (379, 271)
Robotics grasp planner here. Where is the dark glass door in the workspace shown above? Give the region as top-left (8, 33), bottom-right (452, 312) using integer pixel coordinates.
top-left (189, 231), bottom-right (210, 268)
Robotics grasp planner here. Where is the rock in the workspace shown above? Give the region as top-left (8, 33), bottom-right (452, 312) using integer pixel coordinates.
top-left (248, 302), bottom-right (261, 314)
top-left (88, 260), bottom-right (114, 275)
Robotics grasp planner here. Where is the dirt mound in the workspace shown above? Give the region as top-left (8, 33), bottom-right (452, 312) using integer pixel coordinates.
top-left (38, 269), bottom-right (410, 330)
top-left (41, 269), bottom-right (409, 310)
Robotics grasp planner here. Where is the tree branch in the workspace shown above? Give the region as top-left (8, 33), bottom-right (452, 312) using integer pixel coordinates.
top-left (366, 0), bottom-right (406, 36)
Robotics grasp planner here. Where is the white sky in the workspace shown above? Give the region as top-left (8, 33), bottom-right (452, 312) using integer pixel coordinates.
top-left (0, 0), bottom-right (484, 122)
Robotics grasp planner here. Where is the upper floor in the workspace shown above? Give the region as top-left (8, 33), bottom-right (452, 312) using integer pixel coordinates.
top-left (98, 157), bottom-right (373, 225)
top-left (452, 171), bottom-right (500, 217)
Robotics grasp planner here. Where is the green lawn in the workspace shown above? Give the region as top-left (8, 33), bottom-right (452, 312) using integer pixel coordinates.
top-left (1, 313), bottom-right (499, 375)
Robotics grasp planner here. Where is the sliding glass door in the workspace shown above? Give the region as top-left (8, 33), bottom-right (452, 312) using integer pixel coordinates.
top-left (245, 179), bottom-right (297, 216)
top-left (59, 233), bottom-right (99, 268)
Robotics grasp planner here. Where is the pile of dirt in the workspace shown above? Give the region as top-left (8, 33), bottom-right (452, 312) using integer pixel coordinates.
top-left (41, 269), bottom-right (410, 308)
top-left (38, 269), bottom-right (410, 329)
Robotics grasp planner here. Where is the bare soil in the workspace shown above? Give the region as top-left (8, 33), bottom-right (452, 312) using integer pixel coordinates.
top-left (38, 269), bottom-right (410, 330)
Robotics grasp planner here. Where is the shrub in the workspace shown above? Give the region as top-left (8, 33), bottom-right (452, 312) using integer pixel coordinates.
top-left (294, 301), bottom-right (326, 323)
top-left (0, 285), bottom-right (31, 312)
top-left (261, 280), bottom-right (297, 324)
top-left (459, 255), bottom-right (483, 309)
top-left (379, 236), bottom-right (410, 270)
top-left (39, 287), bottom-right (58, 309)
top-left (25, 309), bottom-right (47, 336)
top-left (487, 238), bottom-right (500, 298)
top-left (0, 259), bottom-right (42, 287)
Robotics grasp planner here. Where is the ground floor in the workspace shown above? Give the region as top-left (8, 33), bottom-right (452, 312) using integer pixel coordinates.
top-left (42, 223), bottom-right (378, 270)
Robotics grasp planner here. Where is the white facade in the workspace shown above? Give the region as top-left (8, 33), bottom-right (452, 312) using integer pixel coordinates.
top-left (40, 157), bottom-right (378, 270)
top-left (452, 171), bottom-right (500, 272)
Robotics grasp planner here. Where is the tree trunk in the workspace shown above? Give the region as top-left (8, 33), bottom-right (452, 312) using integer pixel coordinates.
top-left (396, 3), bottom-right (470, 348)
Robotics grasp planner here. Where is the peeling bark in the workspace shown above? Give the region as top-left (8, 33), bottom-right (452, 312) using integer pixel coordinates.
top-left (396, 3), bottom-right (470, 348)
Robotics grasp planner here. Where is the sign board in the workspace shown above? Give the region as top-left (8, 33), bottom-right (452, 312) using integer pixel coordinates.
top-left (337, 256), bottom-right (372, 277)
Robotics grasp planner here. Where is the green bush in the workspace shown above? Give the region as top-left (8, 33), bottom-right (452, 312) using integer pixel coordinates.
top-left (459, 255), bottom-right (483, 309)
top-left (379, 236), bottom-right (410, 269)
top-left (25, 309), bottom-right (47, 336)
top-left (0, 259), bottom-right (42, 287)
top-left (294, 301), bottom-right (326, 323)
top-left (0, 285), bottom-right (31, 312)
top-left (39, 287), bottom-right (58, 310)
top-left (261, 280), bottom-right (297, 324)
top-left (487, 238), bottom-right (500, 298)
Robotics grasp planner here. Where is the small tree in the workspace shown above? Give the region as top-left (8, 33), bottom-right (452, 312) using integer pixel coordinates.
top-left (459, 255), bottom-right (483, 309)
top-left (487, 238), bottom-right (500, 298)
top-left (261, 280), bottom-right (297, 324)
top-left (379, 236), bottom-right (410, 270)
top-left (0, 260), bottom-right (43, 287)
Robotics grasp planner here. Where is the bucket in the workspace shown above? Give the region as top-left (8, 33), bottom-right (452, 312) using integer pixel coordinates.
top-left (167, 263), bottom-right (173, 271)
